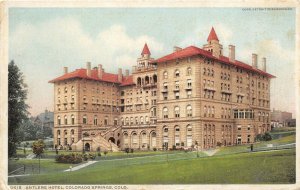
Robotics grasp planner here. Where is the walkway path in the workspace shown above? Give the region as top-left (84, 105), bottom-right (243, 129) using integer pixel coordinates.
top-left (64, 161), bottom-right (98, 172)
top-left (203, 149), bottom-right (219, 156)
top-left (26, 154), bottom-right (35, 159)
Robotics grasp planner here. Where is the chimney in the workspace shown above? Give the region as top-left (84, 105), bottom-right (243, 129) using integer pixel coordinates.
top-left (98, 64), bottom-right (103, 79)
top-left (173, 46), bottom-right (182, 52)
top-left (125, 69), bottom-right (129, 76)
top-left (228, 45), bottom-right (235, 62)
top-left (252, 54), bottom-right (258, 68)
top-left (86, 62), bottom-right (91, 77)
top-left (63, 67), bottom-right (68, 74)
top-left (132, 66), bottom-right (136, 73)
top-left (262, 57), bottom-right (266, 71)
top-left (118, 68), bottom-right (122, 82)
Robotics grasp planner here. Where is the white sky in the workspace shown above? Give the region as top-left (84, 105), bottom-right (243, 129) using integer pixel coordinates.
top-left (9, 8), bottom-right (296, 117)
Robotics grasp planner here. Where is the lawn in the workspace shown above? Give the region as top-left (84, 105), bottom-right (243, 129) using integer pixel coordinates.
top-left (215, 133), bottom-right (295, 156)
top-left (9, 149), bottom-right (295, 184)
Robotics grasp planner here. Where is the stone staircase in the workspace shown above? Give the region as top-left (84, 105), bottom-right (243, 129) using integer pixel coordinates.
top-left (71, 126), bottom-right (122, 152)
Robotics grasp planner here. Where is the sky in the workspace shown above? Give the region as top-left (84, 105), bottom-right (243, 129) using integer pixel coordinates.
top-left (9, 8), bottom-right (296, 116)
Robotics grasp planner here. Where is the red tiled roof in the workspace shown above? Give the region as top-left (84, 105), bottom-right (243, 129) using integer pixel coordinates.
top-left (120, 75), bottom-right (135, 86)
top-left (154, 46), bottom-right (275, 78)
top-left (141, 43), bottom-right (151, 55)
top-left (207, 27), bottom-right (219, 41)
top-left (49, 68), bottom-right (136, 85)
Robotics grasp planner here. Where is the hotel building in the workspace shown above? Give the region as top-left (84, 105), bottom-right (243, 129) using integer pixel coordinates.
top-left (49, 27), bottom-right (275, 151)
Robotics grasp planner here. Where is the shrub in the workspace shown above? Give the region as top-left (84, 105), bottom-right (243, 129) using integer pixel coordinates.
top-left (89, 153), bottom-right (96, 160)
top-left (97, 152), bottom-right (101, 157)
top-left (124, 148), bottom-right (130, 154)
top-left (172, 145), bottom-right (176, 150)
top-left (153, 147), bottom-right (157, 151)
top-left (83, 154), bottom-right (88, 161)
top-left (216, 142), bottom-right (222, 147)
top-left (55, 153), bottom-right (82, 164)
top-left (104, 150), bottom-right (108, 156)
top-left (130, 148), bottom-right (134, 153)
top-left (263, 132), bottom-right (272, 141)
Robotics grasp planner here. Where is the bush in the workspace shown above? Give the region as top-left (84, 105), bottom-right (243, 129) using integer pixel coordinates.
top-left (172, 145), bottom-right (176, 150)
top-left (97, 152), bottom-right (101, 157)
top-left (216, 142), bottom-right (222, 147)
top-left (153, 147), bottom-right (157, 151)
top-left (255, 133), bottom-right (272, 141)
top-left (263, 132), bottom-right (272, 141)
top-left (83, 154), bottom-right (88, 161)
top-left (104, 150), bottom-right (108, 156)
top-left (89, 153), bottom-right (96, 160)
top-left (130, 148), bottom-right (134, 153)
top-left (124, 148), bottom-right (130, 154)
top-left (55, 153), bottom-right (82, 164)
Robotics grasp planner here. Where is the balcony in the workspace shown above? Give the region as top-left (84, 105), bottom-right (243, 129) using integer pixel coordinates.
top-left (204, 85), bottom-right (216, 91)
top-left (237, 92), bottom-right (245, 96)
top-left (221, 89), bottom-right (232, 94)
top-left (185, 86), bottom-right (192, 90)
top-left (143, 83), bottom-right (157, 88)
top-left (161, 88), bottom-right (168, 93)
top-left (173, 87), bottom-right (180, 92)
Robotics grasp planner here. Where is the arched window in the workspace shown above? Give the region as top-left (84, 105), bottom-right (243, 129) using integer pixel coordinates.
top-left (57, 88), bottom-right (61, 94)
top-left (130, 117), bottom-right (134, 125)
top-left (123, 132), bottom-right (129, 145)
top-left (187, 105), bottom-right (192, 117)
top-left (57, 130), bottom-right (61, 135)
top-left (204, 106), bottom-right (207, 117)
top-left (163, 126), bottom-right (169, 146)
top-left (57, 116), bottom-right (61, 125)
top-left (132, 132), bottom-right (138, 146)
top-left (174, 126), bottom-right (180, 146)
top-left (140, 116), bottom-right (144, 124)
top-left (163, 107), bottom-right (168, 118)
top-left (145, 116), bottom-right (149, 124)
top-left (94, 115), bottom-right (98, 125)
top-left (71, 86), bottom-right (75, 93)
top-left (64, 129), bottom-right (67, 135)
top-left (203, 68), bottom-right (206, 75)
top-left (64, 87), bottom-right (68, 93)
top-left (125, 117), bottom-right (129, 125)
top-left (135, 117), bottom-right (139, 124)
top-left (174, 106), bottom-right (180, 118)
top-left (71, 115), bottom-right (75, 125)
top-left (64, 115), bottom-right (68, 125)
top-left (71, 129), bottom-right (74, 135)
top-left (187, 67), bottom-right (192, 76)
top-left (175, 69), bottom-right (180, 77)
top-left (121, 117), bottom-right (124, 125)
top-left (186, 125), bottom-right (193, 147)
top-left (141, 131), bottom-right (147, 146)
top-left (163, 71), bottom-right (168, 79)
top-left (83, 115), bottom-right (87, 124)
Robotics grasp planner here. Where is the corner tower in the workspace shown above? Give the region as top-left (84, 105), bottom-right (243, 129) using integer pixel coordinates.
top-left (203, 27), bottom-right (223, 58)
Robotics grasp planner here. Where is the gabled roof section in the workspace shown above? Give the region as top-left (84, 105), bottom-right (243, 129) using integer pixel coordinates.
top-left (207, 27), bottom-right (219, 41)
top-left (153, 46), bottom-right (275, 78)
top-left (141, 43), bottom-right (151, 55)
top-left (49, 69), bottom-right (136, 85)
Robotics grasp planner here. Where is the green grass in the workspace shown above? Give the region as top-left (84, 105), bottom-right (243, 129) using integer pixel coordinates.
top-left (9, 149), bottom-right (295, 184)
top-left (8, 159), bottom-right (77, 175)
top-left (215, 133), bottom-right (295, 156)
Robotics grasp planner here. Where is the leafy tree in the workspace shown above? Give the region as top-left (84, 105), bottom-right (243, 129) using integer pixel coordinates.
top-left (32, 139), bottom-right (45, 174)
top-left (8, 60), bottom-right (29, 157)
top-left (32, 139), bottom-right (45, 157)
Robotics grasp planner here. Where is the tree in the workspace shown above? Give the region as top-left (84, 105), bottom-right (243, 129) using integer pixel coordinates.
top-left (32, 139), bottom-right (45, 174)
top-left (8, 60), bottom-right (29, 157)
